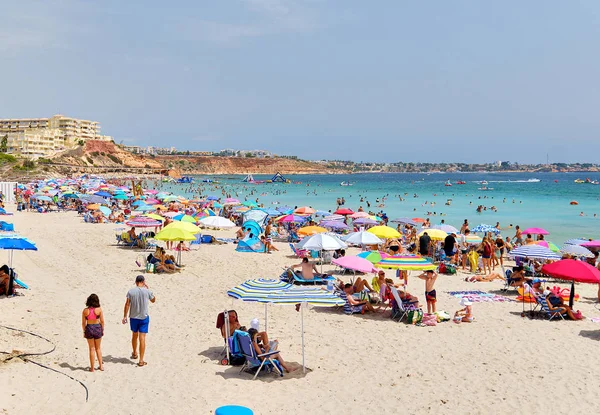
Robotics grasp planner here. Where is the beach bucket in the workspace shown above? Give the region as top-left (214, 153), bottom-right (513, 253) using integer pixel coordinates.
top-left (215, 405), bottom-right (253, 415)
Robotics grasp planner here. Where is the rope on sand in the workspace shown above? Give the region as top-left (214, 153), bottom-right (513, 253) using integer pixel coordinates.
top-left (0, 324), bottom-right (89, 402)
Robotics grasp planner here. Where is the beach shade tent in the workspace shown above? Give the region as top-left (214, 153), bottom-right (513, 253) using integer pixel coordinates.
top-left (560, 244), bottom-right (594, 258)
top-left (417, 229), bottom-right (448, 241)
top-left (541, 259), bottom-right (600, 307)
top-left (350, 211), bottom-right (370, 219)
top-left (357, 251), bottom-right (386, 264)
top-left (375, 254), bottom-right (436, 271)
top-left (353, 218), bottom-right (378, 226)
top-left (240, 220), bottom-right (262, 238)
top-left (367, 226), bottom-right (401, 239)
top-left (509, 245), bottom-right (561, 261)
top-left (296, 233), bottom-right (347, 251)
top-left (199, 216), bottom-right (236, 229)
top-left (297, 226), bottom-right (327, 237)
top-left (390, 217), bottom-right (418, 226)
top-left (320, 221), bottom-right (349, 231)
top-left (154, 227), bottom-right (196, 265)
top-left (342, 231), bottom-right (383, 246)
top-left (163, 221), bottom-right (202, 234)
top-left (522, 227), bottom-right (549, 235)
top-left (242, 209), bottom-right (269, 227)
top-left (276, 214), bottom-right (307, 224)
top-left (332, 256), bottom-right (377, 273)
top-left (470, 224), bottom-right (501, 235)
top-left (126, 218), bottom-right (162, 228)
top-left (227, 278), bottom-right (344, 372)
top-left (173, 214), bottom-right (197, 223)
top-left (0, 234), bottom-right (38, 274)
top-left (432, 224), bottom-right (459, 234)
top-left (236, 236), bottom-right (265, 253)
top-left (270, 172), bottom-right (288, 183)
top-left (334, 208), bottom-right (354, 216)
top-left (294, 206), bottom-right (316, 215)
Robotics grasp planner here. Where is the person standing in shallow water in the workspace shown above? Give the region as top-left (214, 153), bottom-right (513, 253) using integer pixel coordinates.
top-left (82, 294), bottom-right (104, 372)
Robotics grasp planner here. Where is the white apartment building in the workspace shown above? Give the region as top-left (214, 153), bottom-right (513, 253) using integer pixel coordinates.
top-left (0, 114), bottom-right (113, 158)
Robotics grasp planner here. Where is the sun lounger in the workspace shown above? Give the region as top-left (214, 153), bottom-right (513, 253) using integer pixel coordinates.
top-left (281, 268), bottom-right (334, 285)
top-left (234, 330), bottom-right (283, 379)
top-left (390, 287), bottom-right (418, 322)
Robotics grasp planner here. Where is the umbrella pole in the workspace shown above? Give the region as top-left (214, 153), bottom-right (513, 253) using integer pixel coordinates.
top-left (569, 281), bottom-right (575, 309)
top-left (264, 303), bottom-right (268, 332)
top-left (301, 302), bottom-right (306, 373)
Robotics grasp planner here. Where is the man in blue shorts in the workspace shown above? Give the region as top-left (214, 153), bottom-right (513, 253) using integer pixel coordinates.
top-left (122, 275), bottom-right (156, 367)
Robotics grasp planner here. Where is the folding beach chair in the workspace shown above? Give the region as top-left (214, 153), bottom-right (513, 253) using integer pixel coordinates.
top-left (534, 293), bottom-right (566, 321)
top-left (289, 243), bottom-right (308, 258)
top-left (235, 330), bottom-right (283, 379)
top-left (390, 287), bottom-right (418, 322)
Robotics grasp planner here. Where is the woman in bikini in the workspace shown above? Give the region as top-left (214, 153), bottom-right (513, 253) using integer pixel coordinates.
top-left (82, 294), bottom-right (104, 372)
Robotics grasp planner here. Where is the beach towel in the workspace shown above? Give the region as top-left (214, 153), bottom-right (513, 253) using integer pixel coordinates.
top-left (447, 290), bottom-right (513, 303)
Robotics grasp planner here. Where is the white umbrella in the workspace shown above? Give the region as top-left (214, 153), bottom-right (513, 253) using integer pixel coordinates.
top-left (509, 245), bottom-right (561, 261)
top-left (296, 233), bottom-right (347, 251)
top-left (199, 216), bottom-right (236, 228)
top-left (560, 244), bottom-right (594, 259)
top-left (342, 231), bottom-right (383, 246)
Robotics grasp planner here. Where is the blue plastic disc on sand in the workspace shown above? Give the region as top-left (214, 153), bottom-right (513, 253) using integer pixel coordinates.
top-left (215, 405), bottom-right (254, 415)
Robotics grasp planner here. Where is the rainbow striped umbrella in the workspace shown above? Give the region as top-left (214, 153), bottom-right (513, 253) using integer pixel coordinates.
top-left (375, 254), bottom-right (436, 271)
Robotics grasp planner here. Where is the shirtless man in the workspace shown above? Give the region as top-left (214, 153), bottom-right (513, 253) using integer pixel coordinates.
top-left (417, 270), bottom-right (438, 314)
top-left (291, 257), bottom-right (321, 280)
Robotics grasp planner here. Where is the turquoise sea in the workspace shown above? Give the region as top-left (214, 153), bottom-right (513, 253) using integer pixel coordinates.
top-left (156, 172), bottom-right (600, 245)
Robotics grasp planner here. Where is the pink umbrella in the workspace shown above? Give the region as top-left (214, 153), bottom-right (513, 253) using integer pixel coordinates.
top-left (536, 241), bottom-right (549, 248)
top-left (332, 256), bottom-right (377, 273)
top-left (581, 240), bottom-right (600, 248)
top-left (144, 189), bottom-right (158, 195)
top-left (350, 211), bottom-right (370, 219)
top-left (224, 198), bottom-right (240, 205)
top-left (522, 227), bottom-right (549, 235)
top-left (162, 211), bottom-right (179, 218)
top-left (145, 198), bottom-right (160, 205)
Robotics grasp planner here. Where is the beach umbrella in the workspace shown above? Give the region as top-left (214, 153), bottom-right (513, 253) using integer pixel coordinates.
top-left (357, 251), bottom-right (386, 264)
top-left (207, 195), bottom-right (219, 201)
top-left (375, 254), bottom-right (436, 271)
top-left (332, 256), bottom-right (377, 273)
top-left (199, 216), bottom-right (236, 229)
top-left (155, 227), bottom-right (196, 266)
top-left (564, 238), bottom-right (588, 246)
top-left (242, 201), bottom-right (258, 208)
top-left (581, 240), bottom-right (600, 248)
top-left (126, 218), bottom-right (162, 228)
top-left (135, 205), bottom-right (155, 212)
top-left (164, 221), bottom-right (201, 234)
top-left (412, 218), bottom-right (426, 223)
top-left (276, 205), bottom-right (293, 213)
top-left (94, 191), bottom-right (112, 198)
top-left (294, 206), bottom-right (315, 214)
top-left (418, 228), bottom-right (448, 241)
top-left (212, 202), bottom-right (223, 209)
top-left (343, 231), bottom-right (383, 246)
top-left (350, 211), bottom-right (370, 219)
top-left (277, 214), bottom-right (307, 223)
top-left (432, 224), bottom-right (459, 234)
top-left (320, 221), bottom-right (349, 231)
top-left (509, 245), bottom-right (561, 261)
top-left (296, 233), bottom-right (347, 251)
top-left (334, 208), bottom-right (354, 215)
top-left (132, 200), bottom-right (146, 207)
top-left (227, 279), bottom-right (344, 372)
top-left (224, 198), bottom-right (240, 205)
top-left (471, 224), bottom-right (500, 235)
top-left (99, 206), bottom-right (111, 216)
top-left (461, 234), bottom-right (482, 244)
top-left (535, 240), bottom-right (560, 252)
top-left (144, 214), bottom-right (165, 222)
top-left (62, 193), bottom-right (79, 199)
top-left (560, 244), bottom-right (594, 258)
top-left (173, 214), bottom-right (197, 223)
top-left (522, 227), bottom-right (549, 235)
top-left (35, 195), bottom-right (52, 202)
top-left (390, 217), bottom-right (418, 226)
top-left (145, 198), bottom-right (160, 205)
top-left (112, 194), bottom-right (128, 200)
top-left (262, 208), bottom-right (281, 217)
top-left (353, 218), bottom-right (378, 226)
top-left (86, 204), bottom-right (100, 210)
top-left (541, 259), bottom-right (600, 307)
top-left (322, 214), bottom-right (344, 221)
top-left (0, 234), bottom-right (38, 270)
top-left (367, 226), bottom-right (401, 239)
top-left (297, 226), bottom-right (327, 237)
top-left (314, 210), bottom-right (331, 217)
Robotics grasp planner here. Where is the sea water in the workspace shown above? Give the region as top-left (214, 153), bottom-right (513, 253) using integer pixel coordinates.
top-left (158, 172), bottom-right (600, 245)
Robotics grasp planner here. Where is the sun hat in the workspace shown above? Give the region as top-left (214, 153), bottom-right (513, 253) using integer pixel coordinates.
top-left (250, 318), bottom-right (260, 330)
top-left (460, 298), bottom-right (472, 306)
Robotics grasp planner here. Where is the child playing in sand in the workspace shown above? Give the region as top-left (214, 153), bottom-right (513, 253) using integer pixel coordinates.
top-left (417, 270), bottom-right (438, 314)
top-left (454, 298), bottom-right (474, 323)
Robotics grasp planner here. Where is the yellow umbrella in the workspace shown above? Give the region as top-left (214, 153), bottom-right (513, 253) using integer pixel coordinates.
top-left (298, 226), bottom-right (327, 237)
top-left (417, 229), bottom-right (448, 241)
top-left (164, 221), bottom-right (201, 234)
top-left (144, 213), bottom-right (165, 222)
top-left (154, 227), bottom-right (196, 241)
top-left (154, 204), bottom-right (167, 210)
top-left (86, 204), bottom-right (100, 210)
top-left (367, 226), bottom-right (401, 239)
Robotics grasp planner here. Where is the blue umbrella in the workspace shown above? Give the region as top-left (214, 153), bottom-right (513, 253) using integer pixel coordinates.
top-left (471, 224), bottom-right (500, 234)
top-left (135, 205), bottom-right (154, 212)
top-left (61, 193), bottom-right (79, 199)
top-left (35, 196), bottom-right (52, 202)
top-left (0, 235), bottom-right (38, 269)
top-left (132, 200), bottom-right (146, 207)
top-left (207, 196), bottom-right (219, 201)
top-left (99, 206), bottom-right (111, 216)
top-left (94, 191), bottom-right (112, 198)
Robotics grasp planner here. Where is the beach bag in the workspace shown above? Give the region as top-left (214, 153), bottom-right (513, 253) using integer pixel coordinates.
top-left (445, 264), bottom-right (456, 275)
top-left (438, 263), bottom-right (447, 274)
top-left (145, 263), bottom-right (155, 273)
top-left (435, 311), bottom-right (451, 322)
top-left (407, 309), bottom-right (423, 325)
top-left (422, 313), bottom-right (437, 326)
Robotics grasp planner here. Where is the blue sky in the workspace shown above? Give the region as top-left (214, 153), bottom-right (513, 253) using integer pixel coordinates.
top-left (2, 0), bottom-right (600, 163)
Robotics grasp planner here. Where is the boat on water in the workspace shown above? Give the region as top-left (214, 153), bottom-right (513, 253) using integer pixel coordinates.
top-left (574, 178), bottom-right (598, 184)
top-left (455, 181), bottom-right (466, 185)
top-left (444, 180), bottom-right (452, 187)
top-left (340, 181), bottom-right (353, 186)
top-left (480, 180), bottom-right (488, 185)
top-left (574, 179), bottom-right (584, 184)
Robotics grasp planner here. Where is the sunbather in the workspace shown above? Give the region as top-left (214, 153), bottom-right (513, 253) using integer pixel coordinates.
top-left (508, 266), bottom-right (527, 287)
top-left (464, 273), bottom-right (506, 282)
top-left (248, 328), bottom-right (294, 372)
top-left (218, 310), bottom-right (242, 338)
top-left (290, 257), bottom-right (323, 280)
top-left (339, 284), bottom-right (376, 314)
top-left (545, 291), bottom-right (582, 320)
top-left (0, 265), bottom-right (12, 296)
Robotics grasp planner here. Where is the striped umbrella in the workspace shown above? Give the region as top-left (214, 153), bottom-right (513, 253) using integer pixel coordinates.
top-left (390, 217), bottom-right (418, 226)
top-left (322, 214), bottom-right (345, 221)
top-left (508, 245), bottom-right (561, 260)
top-left (564, 238), bottom-right (588, 246)
top-left (471, 224), bottom-right (501, 234)
top-left (357, 250), bottom-right (386, 264)
top-left (375, 254), bottom-right (436, 271)
top-left (560, 244), bottom-right (594, 258)
top-left (461, 234), bottom-right (482, 244)
top-left (353, 218), bottom-right (378, 226)
top-left (126, 218), bottom-right (162, 227)
top-left (320, 221), bottom-right (350, 231)
top-left (432, 224), bottom-right (459, 234)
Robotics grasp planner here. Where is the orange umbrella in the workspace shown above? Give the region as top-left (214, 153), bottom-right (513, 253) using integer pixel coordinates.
top-left (86, 204), bottom-right (100, 210)
top-left (298, 226), bottom-right (327, 236)
top-left (295, 206), bottom-right (316, 214)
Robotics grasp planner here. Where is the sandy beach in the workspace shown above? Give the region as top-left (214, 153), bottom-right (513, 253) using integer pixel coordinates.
top-left (2, 208), bottom-right (600, 415)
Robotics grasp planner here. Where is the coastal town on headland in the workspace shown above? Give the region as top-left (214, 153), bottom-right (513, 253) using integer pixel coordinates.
top-left (1, 114), bottom-right (598, 179)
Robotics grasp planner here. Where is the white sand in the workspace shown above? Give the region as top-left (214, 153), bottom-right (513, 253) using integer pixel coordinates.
top-left (2, 209), bottom-right (600, 414)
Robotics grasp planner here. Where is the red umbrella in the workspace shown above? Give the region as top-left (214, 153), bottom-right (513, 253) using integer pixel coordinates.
top-left (412, 217), bottom-right (425, 223)
top-left (541, 259), bottom-right (600, 307)
top-left (334, 208), bottom-right (354, 215)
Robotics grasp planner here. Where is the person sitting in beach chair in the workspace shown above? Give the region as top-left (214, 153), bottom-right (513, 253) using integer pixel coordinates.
top-left (248, 328), bottom-right (293, 373)
top-left (290, 258), bottom-right (326, 281)
top-left (339, 284), bottom-right (376, 314)
top-left (544, 290), bottom-right (582, 320)
top-left (216, 310), bottom-right (243, 339)
top-left (0, 265), bottom-right (13, 296)
top-left (507, 266), bottom-right (527, 288)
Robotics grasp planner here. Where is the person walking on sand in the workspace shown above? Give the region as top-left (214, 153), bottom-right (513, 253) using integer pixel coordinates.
top-left (122, 275), bottom-right (156, 367)
top-left (417, 270), bottom-right (438, 315)
top-left (82, 294), bottom-right (104, 372)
